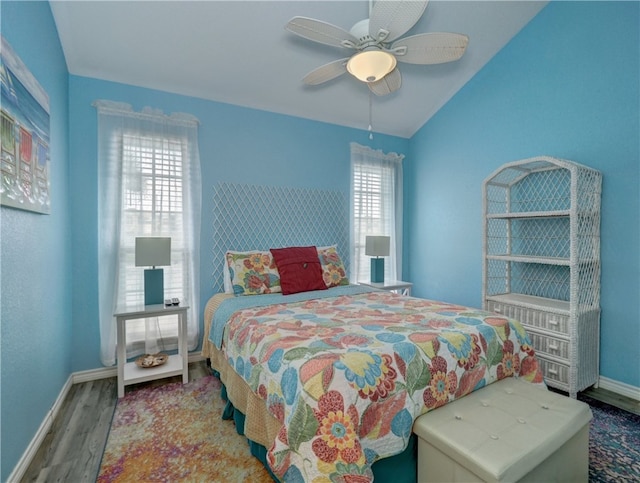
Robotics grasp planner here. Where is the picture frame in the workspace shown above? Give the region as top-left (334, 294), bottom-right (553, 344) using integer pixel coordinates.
top-left (1, 35), bottom-right (51, 214)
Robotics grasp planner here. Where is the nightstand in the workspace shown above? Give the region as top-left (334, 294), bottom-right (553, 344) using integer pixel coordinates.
top-left (359, 280), bottom-right (412, 296)
top-left (115, 303), bottom-right (189, 398)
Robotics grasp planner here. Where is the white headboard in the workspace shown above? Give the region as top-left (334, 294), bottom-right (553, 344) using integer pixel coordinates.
top-left (211, 182), bottom-right (350, 293)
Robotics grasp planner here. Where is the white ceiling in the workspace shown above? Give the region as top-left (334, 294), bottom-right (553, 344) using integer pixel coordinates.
top-left (50, 1), bottom-right (547, 138)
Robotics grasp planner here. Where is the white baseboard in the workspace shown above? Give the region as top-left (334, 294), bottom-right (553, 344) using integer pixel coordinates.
top-left (189, 352), bottom-right (206, 363)
top-left (8, 352), bottom-right (207, 482)
top-left (72, 366), bottom-right (117, 383)
top-left (599, 375), bottom-right (640, 401)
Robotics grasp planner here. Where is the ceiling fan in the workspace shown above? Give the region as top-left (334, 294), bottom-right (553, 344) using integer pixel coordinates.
top-left (285, 0), bottom-right (469, 96)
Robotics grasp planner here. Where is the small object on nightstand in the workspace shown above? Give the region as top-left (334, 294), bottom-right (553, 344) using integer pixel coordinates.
top-left (164, 299), bottom-right (172, 306)
top-left (171, 298), bottom-right (180, 306)
top-left (135, 353), bottom-right (168, 368)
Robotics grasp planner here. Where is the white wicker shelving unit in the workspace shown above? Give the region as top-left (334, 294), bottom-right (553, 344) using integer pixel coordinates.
top-left (482, 156), bottom-right (601, 398)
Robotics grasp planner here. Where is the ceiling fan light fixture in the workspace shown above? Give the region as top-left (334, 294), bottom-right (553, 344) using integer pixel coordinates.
top-left (346, 50), bottom-right (396, 83)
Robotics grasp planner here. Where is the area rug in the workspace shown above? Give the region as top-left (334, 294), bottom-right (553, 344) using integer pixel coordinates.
top-left (580, 394), bottom-right (640, 482)
top-left (98, 375), bottom-right (640, 482)
top-left (97, 375), bottom-right (272, 482)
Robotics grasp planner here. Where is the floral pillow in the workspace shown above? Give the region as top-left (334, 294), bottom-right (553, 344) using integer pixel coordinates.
top-left (225, 250), bottom-right (281, 296)
top-left (317, 245), bottom-right (349, 288)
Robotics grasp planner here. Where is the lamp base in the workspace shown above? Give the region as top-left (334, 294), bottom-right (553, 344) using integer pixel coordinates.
top-left (370, 258), bottom-right (385, 283)
top-left (144, 268), bottom-right (164, 305)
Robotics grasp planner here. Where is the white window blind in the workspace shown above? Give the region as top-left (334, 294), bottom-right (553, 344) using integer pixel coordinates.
top-left (350, 143), bottom-right (404, 283)
top-left (119, 134), bottom-right (187, 353)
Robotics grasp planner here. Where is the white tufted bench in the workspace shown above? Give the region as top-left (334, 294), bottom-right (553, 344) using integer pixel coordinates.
top-left (413, 378), bottom-right (592, 482)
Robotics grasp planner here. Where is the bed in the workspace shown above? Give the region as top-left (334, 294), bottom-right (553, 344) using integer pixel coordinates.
top-left (203, 246), bottom-right (545, 482)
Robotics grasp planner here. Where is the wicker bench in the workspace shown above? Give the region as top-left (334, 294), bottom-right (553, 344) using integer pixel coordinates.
top-left (413, 378), bottom-right (592, 482)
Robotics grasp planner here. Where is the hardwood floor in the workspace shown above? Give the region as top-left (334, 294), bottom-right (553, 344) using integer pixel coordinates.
top-left (19, 360), bottom-right (638, 482)
top-left (20, 360), bottom-right (210, 483)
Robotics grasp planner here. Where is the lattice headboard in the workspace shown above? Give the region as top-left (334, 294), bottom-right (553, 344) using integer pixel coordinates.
top-left (211, 182), bottom-right (350, 293)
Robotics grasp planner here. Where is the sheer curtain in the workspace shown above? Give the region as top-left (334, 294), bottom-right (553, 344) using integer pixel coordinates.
top-left (95, 100), bottom-right (201, 367)
top-left (350, 142), bottom-right (404, 283)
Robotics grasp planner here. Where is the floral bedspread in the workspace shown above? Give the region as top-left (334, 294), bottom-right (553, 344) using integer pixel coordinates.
top-left (220, 289), bottom-right (545, 482)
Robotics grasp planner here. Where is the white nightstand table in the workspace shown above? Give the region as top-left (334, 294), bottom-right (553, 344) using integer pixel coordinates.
top-left (115, 303), bottom-right (189, 398)
top-left (359, 280), bottom-right (413, 296)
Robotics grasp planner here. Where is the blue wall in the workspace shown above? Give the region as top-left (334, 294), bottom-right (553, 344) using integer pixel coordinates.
top-left (0, 2), bottom-right (71, 480)
top-left (68, 76), bottom-right (410, 371)
top-left (3, 0), bottom-right (639, 478)
top-left (406, 1), bottom-right (639, 388)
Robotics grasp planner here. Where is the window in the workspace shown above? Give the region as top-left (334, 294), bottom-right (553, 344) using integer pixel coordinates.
top-left (95, 101), bottom-right (201, 367)
top-left (350, 143), bottom-right (404, 283)
top-left (118, 134), bottom-right (189, 353)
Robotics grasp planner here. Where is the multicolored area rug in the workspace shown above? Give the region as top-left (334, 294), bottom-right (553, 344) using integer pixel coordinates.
top-left (580, 394), bottom-right (640, 482)
top-left (98, 374), bottom-right (639, 482)
top-left (97, 375), bottom-right (271, 482)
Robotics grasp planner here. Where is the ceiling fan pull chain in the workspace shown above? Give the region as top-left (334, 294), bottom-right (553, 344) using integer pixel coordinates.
top-left (368, 91), bottom-right (374, 140)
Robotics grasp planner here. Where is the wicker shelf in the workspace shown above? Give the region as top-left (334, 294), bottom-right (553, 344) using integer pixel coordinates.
top-left (487, 254), bottom-right (571, 265)
top-left (486, 210), bottom-right (570, 219)
top-left (487, 255), bottom-right (600, 266)
top-left (482, 156), bottom-right (601, 398)
top-left (486, 293), bottom-right (570, 314)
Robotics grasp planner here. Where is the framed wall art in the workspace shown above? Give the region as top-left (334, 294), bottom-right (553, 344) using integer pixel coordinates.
top-left (1, 35), bottom-right (51, 214)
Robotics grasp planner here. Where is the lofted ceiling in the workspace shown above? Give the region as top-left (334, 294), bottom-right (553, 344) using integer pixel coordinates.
top-left (50, 1), bottom-right (547, 138)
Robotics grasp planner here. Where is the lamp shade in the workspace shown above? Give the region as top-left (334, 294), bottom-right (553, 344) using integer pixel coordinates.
top-left (135, 237), bottom-right (171, 267)
top-left (365, 236), bottom-right (390, 257)
top-left (346, 50), bottom-right (397, 83)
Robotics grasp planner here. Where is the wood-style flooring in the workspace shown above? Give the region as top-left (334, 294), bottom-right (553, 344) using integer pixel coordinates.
top-left (18, 360), bottom-right (639, 482)
top-left (19, 360), bottom-right (210, 483)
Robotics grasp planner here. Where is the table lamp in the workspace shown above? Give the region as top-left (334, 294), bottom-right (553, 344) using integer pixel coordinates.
top-left (135, 237), bottom-right (171, 305)
top-left (365, 235), bottom-right (390, 283)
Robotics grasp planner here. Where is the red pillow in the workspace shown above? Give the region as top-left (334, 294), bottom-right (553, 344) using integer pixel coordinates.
top-left (270, 246), bottom-right (327, 295)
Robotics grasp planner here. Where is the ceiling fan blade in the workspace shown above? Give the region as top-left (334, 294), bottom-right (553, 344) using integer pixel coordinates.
top-left (369, 0), bottom-right (429, 43)
top-left (368, 67), bottom-right (402, 96)
top-left (286, 17), bottom-right (358, 49)
top-left (303, 58), bottom-right (349, 85)
top-left (392, 32), bottom-right (469, 64)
